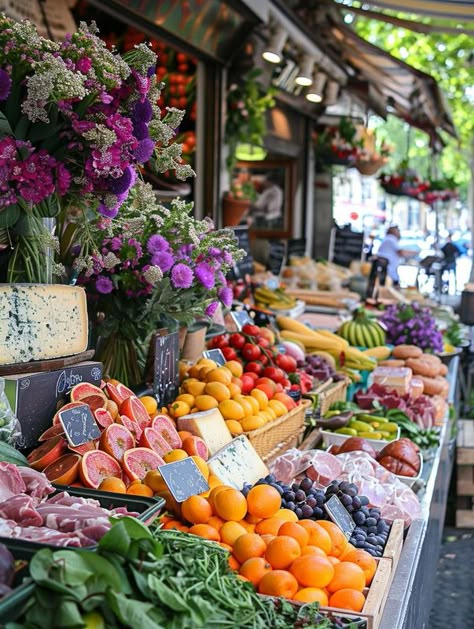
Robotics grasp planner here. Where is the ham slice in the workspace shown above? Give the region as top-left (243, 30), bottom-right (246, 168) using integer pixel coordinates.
top-left (0, 463), bottom-right (26, 501)
top-left (306, 451), bottom-right (342, 487)
top-left (0, 495), bottom-right (42, 527)
top-left (18, 467), bottom-right (55, 500)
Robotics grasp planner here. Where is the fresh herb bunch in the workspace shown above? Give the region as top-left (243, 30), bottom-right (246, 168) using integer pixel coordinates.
top-left (8, 518), bottom-right (357, 629)
top-left (379, 302), bottom-right (443, 353)
top-left (442, 320), bottom-right (466, 348)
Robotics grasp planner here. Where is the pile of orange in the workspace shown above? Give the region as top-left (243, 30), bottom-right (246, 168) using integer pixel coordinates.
top-left (176, 358), bottom-right (296, 435)
top-left (162, 483), bottom-right (377, 612)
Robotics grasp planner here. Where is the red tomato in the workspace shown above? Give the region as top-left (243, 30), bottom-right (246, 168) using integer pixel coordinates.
top-left (262, 366), bottom-right (285, 383)
top-left (259, 354), bottom-right (269, 366)
top-left (240, 374), bottom-right (255, 394)
top-left (276, 354), bottom-right (298, 373)
top-left (245, 361), bottom-right (263, 376)
top-left (176, 53), bottom-right (188, 63)
top-left (208, 335), bottom-right (228, 349)
top-left (242, 324), bottom-right (260, 337)
top-left (177, 84), bottom-right (186, 96)
top-left (178, 97), bottom-right (187, 109)
top-left (242, 343), bottom-right (261, 361)
top-left (257, 337), bottom-right (271, 349)
top-left (178, 64), bottom-right (189, 73)
top-left (229, 333), bottom-right (245, 349)
top-left (221, 347), bottom-right (238, 361)
top-left (245, 371), bottom-right (259, 382)
top-left (280, 377), bottom-right (291, 389)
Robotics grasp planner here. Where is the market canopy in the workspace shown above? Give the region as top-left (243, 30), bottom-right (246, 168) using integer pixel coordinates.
top-left (348, 0), bottom-right (474, 22)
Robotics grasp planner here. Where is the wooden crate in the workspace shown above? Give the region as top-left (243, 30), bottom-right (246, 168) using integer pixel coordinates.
top-left (456, 420), bottom-right (474, 527)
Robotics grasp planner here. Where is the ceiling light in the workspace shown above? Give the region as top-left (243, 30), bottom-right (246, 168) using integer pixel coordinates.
top-left (262, 27), bottom-right (287, 64)
top-left (325, 80), bottom-right (339, 105)
top-left (305, 71), bottom-right (327, 103)
top-left (295, 54), bottom-right (315, 86)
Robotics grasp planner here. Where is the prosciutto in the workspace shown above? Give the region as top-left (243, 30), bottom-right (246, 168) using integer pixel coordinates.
top-left (0, 495), bottom-right (42, 527)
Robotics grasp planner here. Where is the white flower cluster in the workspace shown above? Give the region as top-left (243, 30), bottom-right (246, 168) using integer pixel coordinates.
top-left (143, 265), bottom-right (163, 285)
top-left (83, 125), bottom-right (117, 149)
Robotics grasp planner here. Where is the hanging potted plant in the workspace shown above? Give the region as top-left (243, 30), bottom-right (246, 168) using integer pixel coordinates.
top-left (355, 132), bottom-right (393, 177)
top-left (379, 160), bottom-right (430, 198)
top-left (223, 69), bottom-right (275, 226)
top-left (314, 117), bottom-right (363, 169)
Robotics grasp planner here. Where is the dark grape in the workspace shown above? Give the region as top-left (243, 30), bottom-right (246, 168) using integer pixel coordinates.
top-left (346, 505), bottom-right (354, 513)
top-left (339, 481), bottom-right (351, 493)
top-left (352, 497), bottom-right (362, 510)
top-left (265, 474), bottom-right (276, 484)
top-left (295, 507), bottom-right (303, 519)
top-left (300, 477), bottom-right (313, 491)
top-left (241, 486), bottom-right (250, 497)
top-left (306, 496), bottom-right (317, 508)
top-left (340, 494), bottom-right (352, 507)
top-left (301, 505), bottom-right (314, 518)
top-left (291, 483), bottom-right (300, 492)
top-left (366, 517), bottom-right (377, 528)
top-left (295, 490), bottom-right (306, 503)
top-left (359, 496), bottom-right (369, 506)
top-left (347, 483), bottom-right (359, 495)
top-left (255, 479), bottom-right (267, 485)
top-left (315, 493), bottom-right (325, 506)
top-left (377, 520), bottom-right (387, 534)
top-left (367, 526), bottom-right (378, 535)
top-left (313, 507), bottom-right (324, 519)
top-left (286, 501), bottom-right (296, 511)
top-left (283, 491), bottom-right (295, 502)
top-left (307, 488), bottom-right (318, 497)
top-left (360, 507), bottom-right (370, 517)
top-left (353, 511), bottom-right (366, 526)
top-left (271, 483), bottom-right (284, 495)
top-left (354, 539), bottom-right (366, 548)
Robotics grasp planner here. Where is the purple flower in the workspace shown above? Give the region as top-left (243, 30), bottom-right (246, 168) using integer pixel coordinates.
top-left (95, 276), bottom-right (114, 294)
top-left (110, 237), bottom-right (122, 251)
top-left (218, 286), bottom-right (233, 308)
top-left (205, 301), bottom-right (219, 317)
top-left (223, 252), bottom-right (233, 265)
top-left (152, 251), bottom-right (174, 273)
top-left (171, 263), bottom-right (194, 289)
top-left (0, 69), bottom-right (12, 101)
top-left (208, 247), bottom-right (222, 257)
top-left (147, 65), bottom-right (156, 78)
top-left (195, 262), bottom-right (215, 290)
top-left (107, 166), bottom-right (135, 195)
top-left (147, 234), bottom-right (170, 254)
top-left (133, 138), bottom-right (155, 163)
top-left (97, 202), bottom-right (119, 219)
top-left (133, 99), bottom-right (153, 123)
top-left (133, 121), bottom-right (149, 140)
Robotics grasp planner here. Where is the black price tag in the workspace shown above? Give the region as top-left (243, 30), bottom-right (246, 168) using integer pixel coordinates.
top-left (153, 331), bottom-right (180, 407)
top-left (324, 494), bottom-right (356, 540)
top-left (231, 310), bottom-right (253, 331)
top-left (202, 349), bottom-right (226, 366)
top-left (58, 403), bottom-right (101, 447)
top-left (159, 458), bottom-right (210, 503)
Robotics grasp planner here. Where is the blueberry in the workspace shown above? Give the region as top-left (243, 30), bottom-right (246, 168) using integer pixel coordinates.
top-left (302, 504), bottom-right (314, 518)
top-left (295, 490), bottom-right (306, 503)
top-left (295, 507), bottom-right (303, 519)
top-left (359, 496), bottom-right (369, 506)
top-left (300, 477), bottom-right (313, 491)
top-left (313, 507), bottom-right (324, 519)
top-left (353, 511), bottom-right (366, 526)
top-left (352, 497), bottom-right (361, 510)
top-left (366, 517), bottom-right (377, 528)
top-left (286, 501), bottom-right (296, 511)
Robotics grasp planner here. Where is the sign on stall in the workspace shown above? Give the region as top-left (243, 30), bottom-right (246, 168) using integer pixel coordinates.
top-left (160, 458), bottom-right (209, 502)
top-left (58, 403), bottom-right (101, 447)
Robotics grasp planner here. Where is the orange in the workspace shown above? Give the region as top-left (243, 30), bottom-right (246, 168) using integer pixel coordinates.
top-left (329, 588), bottom-right (365, 612)
top-left (220, 521), bottom-right (248, 546)
top-left (205, 367), bottom-right (233, 385)
top-left (226, 420), bottom-right (243, 435)
top-left (181, 495), bottom-right (213, 524)
top-left (265, 535), bottom-right (301, 570)
top-left (177, 430), bottom-right (193, 442)
top-left (195, 395), bottom-right (219, 411)
top-left (327, 561), bottom-right (366, 593)
top-left (258, 570), bottom-right (298, 599)
top-left (175, 393), bottom-right (195, 407)
top-left (301, 545), bottom-right (327, 558)
top-left (224, 361), bottom-right (243, 378)
top-left (339, 542), bottom-right (357, 560)
top-left (144, 469), bottom-right (167, 493)
top-left (207, 475), bottom-right (223, 489)
top-left (190, 455), bottom-right (209, 480)
top-left (207, 515), bottom-right (225, 531)
top-left (163, 449), bottom-right (188, 463)
top-left (327, 556), bottom-right (341, 566)
top-left (246, 485), bottom-right (281, 519)
top-left (241, 416), bottom-right (265, 431)
top-left (343, 550), bottom-right (377, 586)
top-left (239, 557), bottom-right (272, 587)
top-left (139, 395), bottom-right (158, 415)
top-left (246, 513), bottom-right (261, 525)
top-left (126, 483), bottom-right (154, 497)
top-left (293, 587), bottom-right (329, 605)
top-left (162, 519), bottom-right (183, 530)
top-left (274, 508), bottom-right (298, 523)
top-left (182, 380), bottom-right (206, 397)
top-left (214, 488), bottom-right (248, 521)
top-left (98, 477), bottom-right (127, 493)
top-left (250, 389), bottom-right (268, 410)
top-left (228, 555), bottom-right (240, 571)
top-left (208, 485), bottom-right (233, 512)
top-left (169, 400), bottom-right (191, 418)
top-left (316, 521), bottom-right (348, 558)
top-left (232, 533), bottom-right (266, 563)
top-left (255, 383), bottom-right (274, 401)
top-left (298, 520), bottom-right (332, 555)
top-left (188, 523), bottom-right (221, 542)
top-left (278, 522), bottom-right (310, 548)
top-left (260, 534), bottom-right (276, 546)
top-left (218, 399), bottom-right (245, 421)
top-left (289, 555), bottom-right (335, 588)
top-left (219, 542), bottom-right (233, 552)
top-left (204, 382), bottom-right (231, 402)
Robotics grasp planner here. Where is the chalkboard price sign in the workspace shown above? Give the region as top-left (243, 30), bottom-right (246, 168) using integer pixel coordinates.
top-left (228, 226), bottom-right (253, 280)
top-left (58, 403), bottom-right (101, 447)
top-left (159, 458), bottom-right (210, 502)
top-left (324, 495), bottom-right (356, 539)
top-left (231, 310), bottom-right (253, 330)
top-left (154, 331), bottom-right (180, 407)
top-left (202, 349), bottom-right (226, 366)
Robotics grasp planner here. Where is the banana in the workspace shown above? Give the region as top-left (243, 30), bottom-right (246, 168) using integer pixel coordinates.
top-left (314, 329), bottom-right (350, 348)
top-left (363, 346), bottom-right (392, 360)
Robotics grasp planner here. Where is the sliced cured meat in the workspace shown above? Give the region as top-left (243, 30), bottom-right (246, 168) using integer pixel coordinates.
top-left (0, 462), bottom-right (26, 501)
top-left (0, 495), bottom-right (42, 527)
top-left (17, 467), bottom-right (54, 500)
top-left (306, 451), bottom-right (342, 487)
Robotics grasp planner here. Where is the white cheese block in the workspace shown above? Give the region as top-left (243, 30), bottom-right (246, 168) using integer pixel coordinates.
top-left (208, 436), bottom-right (269, 490)
top-left (0, 284), bottom-right (88, 365)
top-left (177, 408), bottom-right (232, 455)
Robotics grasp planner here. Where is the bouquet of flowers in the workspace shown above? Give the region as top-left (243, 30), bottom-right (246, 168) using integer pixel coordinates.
top-left (77, 182), bottom-right (244, 385)
top-left (379, 302), bottom-right (443, 353)
top-left (314, 117), bottom-right (363, 167)
top-left (0, 16), bottom-right (192, 282)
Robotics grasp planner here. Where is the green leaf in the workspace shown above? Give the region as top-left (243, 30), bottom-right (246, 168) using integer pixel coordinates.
top-left (147, 574), bottom-right (190, 612)
top-left (0, 204), bottom-right (21, 228)
top-left (14, 115), bottom-right (30, 140)
top-left (98, 517), bottom-right (154, 556)
top-left (0, 111), bottom-right (13, 135)
top-left (54, 600), bottom-right (84, 628)
top-left (29, 549), bottom-right (77, 596)
top-left (106, 591), bottom-right (159, 629)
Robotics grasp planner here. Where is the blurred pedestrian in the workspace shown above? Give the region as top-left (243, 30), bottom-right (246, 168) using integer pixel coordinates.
top-left (376, 226), bottom-right (412, 287)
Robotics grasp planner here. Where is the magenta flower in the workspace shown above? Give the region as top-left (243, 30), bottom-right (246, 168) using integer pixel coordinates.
top-left (152, 251), bottom-right (174, 273)
top-left (195, 262), bottom-right (215, 290)
top-left (171, 263), bottom-right (193, 289)
top-left (205, 302), bottom-right (219, 317)
top-left (0, 69), bottom-right (12, 101)
top-left (56, 163), bottom-right (71, 196)
top-left (218, 286), bottom-right (233, 308)
top-left (147, 234), bottom-right (170, 254)
top-left (97, 201), bottom-right (119, 219)
top-left (95, 276), bottom-right (114, 294)
top-left (76, 57), bottom-right (92, 73)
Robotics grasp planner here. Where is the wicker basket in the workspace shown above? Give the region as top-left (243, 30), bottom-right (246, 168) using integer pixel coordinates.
top-left (311, 378), bottom-right (349, 416)
top-left (244, 399), bottom-right (311, 460)
top-left (262, 426), bottom-right (306, 465)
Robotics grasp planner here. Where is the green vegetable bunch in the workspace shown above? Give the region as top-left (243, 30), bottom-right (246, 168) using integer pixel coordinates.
top-left (9, 518), bottom-right (357, 628)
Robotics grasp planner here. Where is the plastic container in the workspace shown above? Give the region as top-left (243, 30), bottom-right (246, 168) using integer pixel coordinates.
top-left (321, 426), bottom-right (401, 451)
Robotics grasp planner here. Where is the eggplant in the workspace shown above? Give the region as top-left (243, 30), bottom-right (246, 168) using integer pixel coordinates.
top-left (316, 411), bottom-right (354, 430)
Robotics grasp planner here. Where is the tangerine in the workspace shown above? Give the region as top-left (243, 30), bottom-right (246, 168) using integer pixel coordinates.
top-left (98, 477), bottom-right (127, 493)
top-left (278, 522), bottom-right (310, 548)
top-left (293, 587), bottom-right (329, 605)
top-left (218, 399), bottom-right (245, 421)
top-left (126, 483), bottom-right (154, 497)
top-left (274, 508), bottom-right (298, 522)
top-left (139, 395), bottom-right (158, 416)
top-left (289, 555), bottom-right (335, 588)
top-left (163, 449), bottom-right (188, 463)
top-left (228, 555), bottom-right (241, 571)
top-left (190, 455), bottom-right (210, 479)
top-left (232, 533), bottom-right (266, 563)
top-left (207, 515), bottom-right (225, 531)
top-left (188, 524), bottom-right (221, 542)
top-left (169, 401), bottom-right (191, 418)
top-left (327, 556), bottom-right (341, 566)
top-left (220, 521), bottom-right (249, 546)
top-left (316, 520), bottom-right (348, 558)
top-left (298, 520), bottom-right (332, 555)
top-left (339, 542), bottom-right (357, 560)
top-left (301, 545), bottom-right (327, 558)
top-left (239, 557), bottom-right (272, 587)
top-left (206, 367), bottom-right (233, 385)
top-left (181, 495), bottom-right (213, 524)
top-left (326, 562), bottom-right (366, 593)
top-left (329, 588), bottom-right (365, 612)
top-left (258, 570), bottom-right (298, 599)
top-left (265, 535), bottom-right (301, 569)
top-left (214, 488), bottom-right (247, 521)
top-left (208, 485), bottom-right (233, 512)
top-left (342, 550), bottom-right (377, 586)
top-left (246, 485), bottom-right (281, 519)
top-left (143, 469), bottom-right (167, 493)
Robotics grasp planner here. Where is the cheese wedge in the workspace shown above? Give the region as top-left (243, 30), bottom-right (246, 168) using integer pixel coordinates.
top-left (177, 408), bottom-right (233, 455)
top-left (0, 285), bottom-right (88, 365)
top-left (208, 436), bottom-right (269, 489)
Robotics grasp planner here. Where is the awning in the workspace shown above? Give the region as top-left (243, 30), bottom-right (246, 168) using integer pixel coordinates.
top-left (352, 0), bottom-right (474, 22)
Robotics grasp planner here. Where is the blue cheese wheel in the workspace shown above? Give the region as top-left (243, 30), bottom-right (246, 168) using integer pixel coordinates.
top-left (0, 285), bottom-right (89, 364)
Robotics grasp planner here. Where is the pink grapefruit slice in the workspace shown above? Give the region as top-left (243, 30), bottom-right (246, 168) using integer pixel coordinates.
top-left (81, 394), bottom-right (107, 413)
top-left (43, 453), bottom-right (81, 485)
top-left (68, 440), bottom-right (97, 456)
top-left (79, 450), bottom-right (122, 488)
top-left (94, 408), bottom-right (114, 428)
top-left (99, 424), bottom-right (135, 462)
top-left (105, 382), bottom-right (134, 406)
top-left (38, 424), bottom-right (65, 442)
top-left (122, 447), bottom-right (165, 481)
top-left (116, 415), bottom-right (143, 442)
top-left (70, 383), bottom-right (106, 403)
top-left (139, 427), bottom-right (172, 457)
top-left (27, 436), bottom-right (68, 471)
top-left (120, 396), bottom-right (150, 429)
top-left (151, 415), bottom-right (182, 450)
